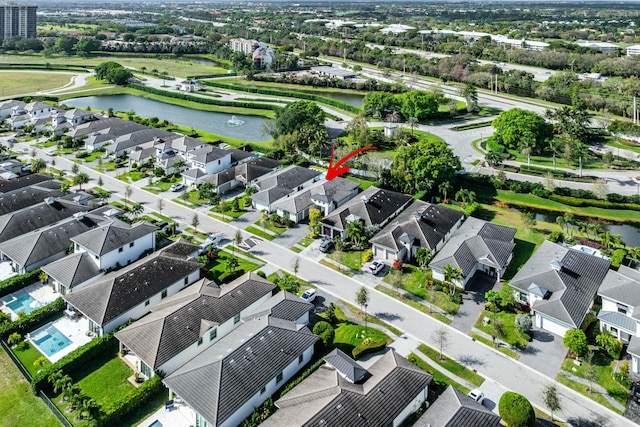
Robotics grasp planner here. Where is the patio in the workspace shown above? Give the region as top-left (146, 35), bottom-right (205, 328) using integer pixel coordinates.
top-left (139, 398), bottom-right (197, 427)
top-left (27, 316), bottom-right (93, 363)
top-left (1, 282), bottom-right (59, 320)
top-left (0, 260), bottom-right (17, 281)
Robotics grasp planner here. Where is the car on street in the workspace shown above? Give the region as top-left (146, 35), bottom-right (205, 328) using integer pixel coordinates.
top-left (369, 259), bottom-right (386, 275)
top-left (300, 289), bottom-right (317, 303)
top-left (45, 149), bottom-right (56, 156)
top-left (319, 239), bottom-right (334, 253)
top-left (170, 183), bottom-right (185, 192)
top-left (467, 388), bottom-right (485, 405)
top-left (633, 382), bottom-right (640, 403)
top-left (20, 147), bottom-right (29, 154)
top-left (21, 163), bottom-right (32, 173)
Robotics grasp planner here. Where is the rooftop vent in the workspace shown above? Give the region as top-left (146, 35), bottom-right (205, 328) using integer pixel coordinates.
top-left (550, 259), bottom-right (563, 271)
top-left (73, 211), bottom-right (86, 221)
top-left (44, 197), bottom-right (55, 205)
top-left (360, 195), bottom-right (368, 203)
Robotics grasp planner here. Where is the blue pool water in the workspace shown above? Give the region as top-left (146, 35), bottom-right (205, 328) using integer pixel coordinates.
top-left (32, 326), bottom-right (72, 357)
top-left (5, 292), bottom-right (37, 316)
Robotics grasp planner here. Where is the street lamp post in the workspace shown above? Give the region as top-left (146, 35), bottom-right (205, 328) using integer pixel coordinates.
top-left (364, 303), bottom-right (368, 335)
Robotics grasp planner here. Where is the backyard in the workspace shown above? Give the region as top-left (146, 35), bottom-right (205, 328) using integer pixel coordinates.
top-left (200, 250), bottom-right (261, 284)
top-left (474, 310), bottom-right (530, 350)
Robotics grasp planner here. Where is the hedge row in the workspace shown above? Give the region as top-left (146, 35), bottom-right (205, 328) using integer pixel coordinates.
top-left (93, 375), bottom-right (164, 427)
top-left (609, 120), bottom-right (640, 138)
top-left (0, 64), bottom-right (91, 71)
top-left (549, 194), bottom-right (640, 211)
top-left (0, 268), bottom-right (42, 298)
top-left (187, 72), bottom-right (236, 79)
top-left (0, 297), bottom-right (64, 341)
top-left (201, 80), bottom-right (361, 114)
top-left (352, 337), bottom-right (387, 360)
top-left (31, 330), bottom-right (118, 394)
top-left (519, 164), bottom-right (569, 178)
top-left (128, 83), bottom-right (281, 112)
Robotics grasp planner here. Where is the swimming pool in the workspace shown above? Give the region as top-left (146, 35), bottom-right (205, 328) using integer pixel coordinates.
top-left (4, 291), bottom-right (37, 316)
top-left (31, 325), bottom-right (72, 357)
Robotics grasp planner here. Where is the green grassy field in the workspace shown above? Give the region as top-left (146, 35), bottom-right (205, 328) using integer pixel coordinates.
top-left (0, 71), bottom-right (74, 97)
top-left (0, 348), bottom-right (61, 427)
top-left (75, 356), bottom-right (134, 407)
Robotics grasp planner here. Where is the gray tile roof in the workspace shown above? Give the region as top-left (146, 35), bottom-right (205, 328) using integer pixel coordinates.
top-left (0, 198), bottom-right (88, 244)
top-left (163, 317), bottom-right (318, 426)
top-left (109, 129), bottom-right (174, 153)
top-left (165, 135), bottom-right (204, 153)
top-left (0, 212), bottom-right (109, 268)
top-left (370, 200), bottom-right (464, 252)
top-left (182, 168), bottom-right (207, 180)
top-left (322, 186), bottom-right (413, 232)
top-left (599, 265), bottom-right (640, 319)
top-left (115, 272), bottom-right (276, 369)
top-left (429, 217), bottom-right (516, 278)
top-left (325, 348), bottom-right (368, 383)
top-left (0, 173), bottom-right (54, 194)
top-left (246, 291), bottom-right (313, 322)
top-left (68, 117), bottom-right (146, 139)
top-left (227, 148), bottom-right (254, 164)
top-left (41, 251), bottom-right (101, 290)
top-left (253, 186), bottom-right (291, 205)
top-left (628, 335), bottom-right (640, 358)
top-left (415, 385), bottom-right (501, 427)
top-left (0, 183), bottom-right (62, 216)
top-left (64, 249), bottom-right (203, 326)
top-left (160, 239), bottom-right (200, 258)
top-left (274, 177), bottom-right (360, 215)
top-left (263, 349), bottom-right (432, 427)
top-left (190, 145), bottom-right (229, 164)
top-left (255, 165), bottom-right (320, 192)
top-left (70, 221), bottom-right (157, 256)
top-left (509, 241), bottom-right (611, 328)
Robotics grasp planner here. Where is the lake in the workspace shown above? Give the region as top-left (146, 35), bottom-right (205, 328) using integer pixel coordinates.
top-left (296, 90), bottom-right (364, 108)
top-left (62, 95), bottom-right (270, 142)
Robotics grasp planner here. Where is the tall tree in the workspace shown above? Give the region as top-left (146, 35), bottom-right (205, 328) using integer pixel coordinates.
top-left (73, 172), bottom-right (89, 191)
top-left (460, 84), bottom-right (478, 113)
top-left (355, 286), bottom-right (369, 314)
top-left (492, 108), bottom-right (553, 152)
top-left (191, 213), bottom-right (200, 234)
top-left (432, 327), bottom-right (449, 361)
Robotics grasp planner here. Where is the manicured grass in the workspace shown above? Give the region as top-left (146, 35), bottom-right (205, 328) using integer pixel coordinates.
top-left (253, 219), bottom-right (288, 235)
top-left (328, 249), bottom-right (364, 270)
top-left (0, 348), bottom-right (61, 427)
top-left (202, 250), bottom-right (261, 283)
top-left (469, 332), bottom-right (520, 360)
top-left (333, 323), bottom-right (391, 357)
top-left (341, 300), bottom-right (404, 337)
top-left (345, 175), bottom-right (376, 190)
top-left (560, 350), bottom-right (629, 406)
top-left (113, 388), bottom-right (166, 427)
top-left (383, 265), bottom-right (460, 314)
top-left (245, 225), bottom-right (275, 241)
top-left (297, 234), bottom-right (316, 248)
top-left (184, 227), bottom-right (208, 241)
top-left (0, 70), bottom-right (75, 97)
top-left (143, 177), bottom-right (180, 193)
top-left (291, 246), bottom-right (302, 253)
top-left (148, 212), bottom-right (174, 223)
top-left (115, 170), bottom-right (147, 183)
top-left (556, 373), bottom-right (623, 415)
top-left (209, 206), bottom-right (246, 219)
top-left (80, 150), bottom-right (105, 163)
top-left (75, 355), bottom-right (134, 407)
top-left (375, 285), bottom-right (451, 325)
top-left (93, 161), bottom-right (124, 173)
top-left (208, 213), bottom-right (232, 223)
top-left (417, 344), bottom-right (484, 387)
top-left (11, 342), bottom-right (50, 376)
top-left (475, 310), bottom-right (529, 349)
top-left (318, 259), bottom-right (354, 277)
top-left (407, 352), bottom-right (471, 396)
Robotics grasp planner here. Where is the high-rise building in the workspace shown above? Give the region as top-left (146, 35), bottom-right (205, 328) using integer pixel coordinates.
top-left (0, 3), bottom-right (37, 39)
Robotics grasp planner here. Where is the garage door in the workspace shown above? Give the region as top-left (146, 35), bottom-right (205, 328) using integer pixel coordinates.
top-left (538, 314), bottom-right (569, 337)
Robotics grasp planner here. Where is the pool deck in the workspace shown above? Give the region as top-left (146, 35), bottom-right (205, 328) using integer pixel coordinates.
top-left (139, 399), bottom-right (197, 427)
top-left (0, 282), bottom-right (59, 321)
top-left (0, 260), bottom-right (16, 281)
top-left (28, 316), bottom-right (93, 363)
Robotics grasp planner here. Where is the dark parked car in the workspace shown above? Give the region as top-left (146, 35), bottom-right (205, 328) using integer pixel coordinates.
top-left (319, 239), bottom-right (334, 253)
top-left (633, 382), bottom-right (640, 403)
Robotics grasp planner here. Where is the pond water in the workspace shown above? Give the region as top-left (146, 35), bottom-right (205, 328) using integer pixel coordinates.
top-left (296, 90), bottom-right (364, 107)
top-left (510, 207), bottom-right (640, 247)
top-left (62, 95), bottom-right (270, 142)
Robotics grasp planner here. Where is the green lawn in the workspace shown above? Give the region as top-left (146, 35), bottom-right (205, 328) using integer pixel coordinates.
top-left (245, 225), bottom-right (275, 241)
top-left (556, 373), bottom-right (623, 415)
top-left (328, 249), bottom-right (365, 270)
top-left (333, 323), bottom-right (390, 357)
top-left (469, 332), bottom-right (520, 359)
top-left (254, 219), bottom-right (288, 235)
top-left (297, 234), bottom-right (317, 248)
top-left (341, 301), bottom-right (404, 337)
top-left (383, 265), bottom-right (460, 314)
top-left (11, 341), bottom-right (51, 376)
top-left (0, 348), bottom-right (61, 427)
top-left (115, 170), bottom-right (148, 183)
top-left (93, 161), bottom-right (124, 173)
top-left (375, 285), bottom-right (451, 325)
top-left (407, 352), bottom-right (471, 396)
top-left (0, 71), bottom-right (75, 97)
top-left (417, 344), bottom-right (484, 387)
top-left (560, 350), bottom-right (629, 407)
top-left (74, 355), bottom-right (134, 407)
top-left (202, 250), bottom-right (261, 284)
top-left (474, 310), bottom-right (529, 349)
top-left (209, 206), bottom-right (246, 219)
top-left (318, 259), bottom-right (354, 277)
top-left (143, 177), bottom-right (180, 193)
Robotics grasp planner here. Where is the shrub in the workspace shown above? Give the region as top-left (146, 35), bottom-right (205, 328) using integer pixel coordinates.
top-left (0, 268), bottom-right (42, 298)
top-left (464, 201), bottom-right (481, 217)
top-left (255, 270), bottom-right (266, 278)
top-left (548, 231), bottom-right (564, 243)
top-left (392, 259), bottom-right (403, 270)
top-left (596, 331), bottom-right (623, 359)
top-left (352, 337), bottom-right (386, 359)
top-left (361, 249), bottom-right (373, 263)
top-left (563, 329), bottom-right (588, 358)
top-left (498, 391), bottom-right (535, 427)
top-left (312, 321), bottom-right (334, 349)
top-left (0, 297), bottom-right (64, 341)
top-left (610, 248), bottom-right (627, 269)
top-left (75, 151), bottom-right (89, 159)
top-left (97, 374), bottom-right (164, 427)
top-left (515, 314), bottom-right (533, 334)
top-left (449, 294), bottom-right (462, 304)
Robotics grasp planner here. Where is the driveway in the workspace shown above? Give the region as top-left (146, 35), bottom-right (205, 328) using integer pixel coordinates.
top-left (450, 272), bottom-right (498, 333)
top-left (624, 395), bottom-right (640, 425)
top-left (518, 328), bottom-right (568, 378)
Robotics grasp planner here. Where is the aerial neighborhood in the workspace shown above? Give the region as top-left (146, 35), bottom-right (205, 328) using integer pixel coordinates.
top-left (3, 1), bottom-right (640, 427)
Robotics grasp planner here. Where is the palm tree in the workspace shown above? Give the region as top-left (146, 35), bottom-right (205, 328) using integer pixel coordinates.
top-left (572, 141), bottom-right (589, 177)
top-left (438, 181), bottom-right (452, 202)
top-left (406, 116), bottom-right (419, 135)
top-left (73, 172), bottom-right (89, 191)
top-left (455, 188), bottom-right (476, 205)
top-left (518, 133), bottom-right (536, 167)
top-left (129, 203), bottom-right (143, 219)
top-left (546, 138), bottom-right (563, 170)
top-left (485, 149), bottom-right (503, 168)
top-left (346, 219), bottom-right (365, 248)
top-left (442, 264), bottom-right (463, 295)
top-left (174, 159), bottom-right (187, 174)
top-left (31, 158), bottom-right (46, 173)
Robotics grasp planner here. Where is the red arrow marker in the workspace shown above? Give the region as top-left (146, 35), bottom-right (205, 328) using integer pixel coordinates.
top-left (326, 145), bottom-right (377, 181)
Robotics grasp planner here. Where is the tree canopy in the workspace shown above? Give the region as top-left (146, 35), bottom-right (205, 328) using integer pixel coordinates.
top-left (273, 100), bottom-right (327, 152)
top-left (95, 61), bottom-right (133, 85)
top-left (499, 392), bottom-right (536, 427)
top-left (492, 108), bottom-right (553, 151)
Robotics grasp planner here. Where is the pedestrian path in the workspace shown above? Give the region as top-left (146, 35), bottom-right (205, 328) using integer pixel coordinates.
top-left (557, 371), bottom-right (627, 413)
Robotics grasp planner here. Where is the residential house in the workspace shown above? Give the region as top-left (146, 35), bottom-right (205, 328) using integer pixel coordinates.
top-left (0, 210), bottom-right (110, 275)
top-left (50, 108), bottom-right (95, 133)
top-left (510, 240), bottom-right (611, 337)
top-left (7, 101), bottom-right (57, 129)
top-left (596, 265), bottom-right (640, 373)
top-left (105, 128), bottom-right (175, 158)
top-left (627, 45), bottom-right (640, 56)
top-left (321, 186), bottom-right (413, 240)
top-left (80, 121), bottom-right (148, 152)
top-left (415, 385), bottom-right (501, 427)
top-left (0, 173), bottom-right (55, 193)
top-left (203, 156), bottom-right (282, 195)
top-left (163, 315), bottom-right (318, 427)
top-left (252, 166), bottom-right (322, 213)
top-left (70, 220), bottom-right (157, 271)
top-left (42, 252), bottom-right (103, 296)
top-left (63, 242), bottom-right (203, 336)
top-left (261, 348), bottom-right (432, 427)
top-left (0, 100), bottom-right (25, 120)
top-left (273, 177), bottom-right (360, 224)
top-left (253, 43), bottom-right (276, 70)
top-left (370, 201), bottom-right (465, 262)
top-left (429, 217), bottom-right (516, 289)
top-left (580, 41), bottom-right (619, 53)
top-left (181, 145), bottom-right (232, 186)
top-left (115, 272), bottom-right (277, 377)
top-left (0, 181), bottom-right (61, 216)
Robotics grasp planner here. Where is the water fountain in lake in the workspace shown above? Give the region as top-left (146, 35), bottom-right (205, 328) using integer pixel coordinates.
top-left (227, 115), bottom-right (244, 127)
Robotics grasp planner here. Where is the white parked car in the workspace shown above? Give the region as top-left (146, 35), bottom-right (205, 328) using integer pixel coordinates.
top-left (45, 149), bottom-right (56, 156)
top-left (300, 289), bottom-right (317, 303)
top-left (170, 182), bottom-right (185, 192)
top-left (369, 259), bottom-right (386, 275)
top-left (467, 388), bottom-right (485, 405)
